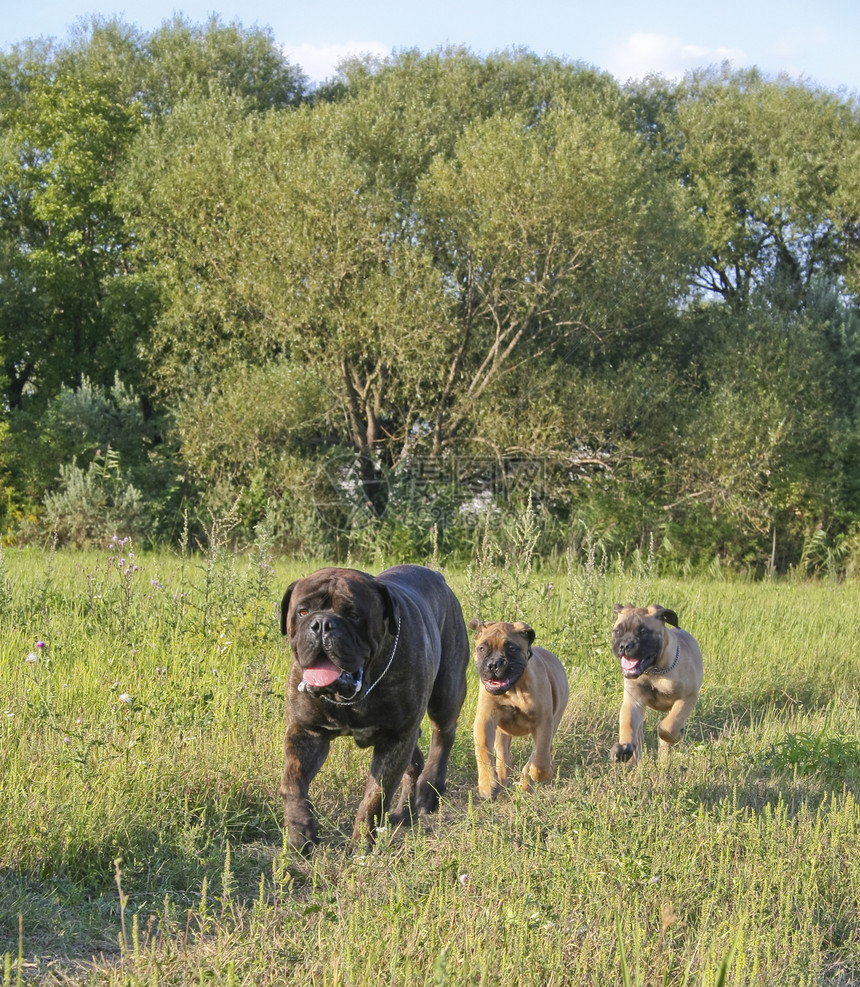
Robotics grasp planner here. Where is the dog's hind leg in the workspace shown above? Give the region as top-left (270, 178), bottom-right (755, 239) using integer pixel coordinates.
top-left (521, 722), bottom-right (555, 791)
top-left (415, 712), bottom-right (460, 816)
top-left (657, 696), bottom-right (697, 758)
top-left (353, 733), bottom-right (420, 847)
top-left (391, 744), bottom-right (425, 824)
top-left (421, 627), bottom-right (470, 809)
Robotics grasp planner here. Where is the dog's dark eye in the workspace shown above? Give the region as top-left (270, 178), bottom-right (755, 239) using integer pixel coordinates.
top-left (477, 644), bottom-right (487, 655)
top-left (297, 608), bottom-right (310, 617)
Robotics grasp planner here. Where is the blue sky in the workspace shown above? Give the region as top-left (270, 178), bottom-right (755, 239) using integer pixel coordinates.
top-left (3, 0), bottom-right (859, 94)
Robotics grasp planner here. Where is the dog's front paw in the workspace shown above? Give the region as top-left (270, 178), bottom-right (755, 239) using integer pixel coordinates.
top-left (521, 761), bottom-right (553, 791)
top-left (609, 742), bottom-right (636, 763)
top-left (286, 826), bottom-right (319, 856)
top-left (283, 803), bottom-right (319, 855)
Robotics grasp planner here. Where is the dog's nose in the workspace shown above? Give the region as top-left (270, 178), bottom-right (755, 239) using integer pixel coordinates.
top-left (309, 614), bottom-right (336, 638)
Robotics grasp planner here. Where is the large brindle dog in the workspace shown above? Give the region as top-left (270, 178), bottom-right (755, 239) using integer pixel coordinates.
top-left (279, 564), bottom-right (469, 852)
top-left (610, 603), bottom-right (703, 763)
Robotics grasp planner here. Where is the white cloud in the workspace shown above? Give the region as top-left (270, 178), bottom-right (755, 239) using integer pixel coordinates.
top-left (607, 32), bottom-right (747, 83)
top-left (281, 41), bottom-right (391, 84)
top-left (768, 29), bottom-right (830, 60)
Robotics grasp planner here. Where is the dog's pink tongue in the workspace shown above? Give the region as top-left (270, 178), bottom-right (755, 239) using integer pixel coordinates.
top-left (303, 660), bottom-right (341, 687)
top-left (621, 656), bottom-right (638, 673)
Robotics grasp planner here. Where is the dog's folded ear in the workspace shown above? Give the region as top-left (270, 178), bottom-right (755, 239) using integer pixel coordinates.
top-left (467, 617), bottom-right (486, 631)
top-left (647, 605), bottom-right (679, 627)
top-left (281, 582), bottom-right (298, 636)
top-left (511, 621), bottom-right (536, 646)
top-left (377, 581), bottom-right (401, 634)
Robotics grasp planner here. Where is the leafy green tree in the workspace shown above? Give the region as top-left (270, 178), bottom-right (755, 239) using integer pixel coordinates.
top-left (0, 15), bottom-right (306, 531)
top-left (637, 66), bottom-right (860, 307)
top-left (0, 15), bottom-right (307, 415)
top-left (320, 46), bottom-right (628, 192)
top-left (594, 67), bottom-right (860, 568)
top-left (121, 92), bottom-right (447, 516)
top-left (142, 14), bottom-right (306, 115)
top-left (0, 23), bottom-right (147, 409)
top-left (120, 52), bottom-right (691, 529)
top-left (172, 359), bottom-right (331, 532)
top-left (416, 102), bottom-right (689, 455)
top-left (666, 293), bottom-right (860, 567)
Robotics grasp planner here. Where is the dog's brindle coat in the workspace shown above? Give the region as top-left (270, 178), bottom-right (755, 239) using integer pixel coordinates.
top-left (280, 564), bottom-right (469, 852)
top-left (610, 603), bottom-right (703, 763)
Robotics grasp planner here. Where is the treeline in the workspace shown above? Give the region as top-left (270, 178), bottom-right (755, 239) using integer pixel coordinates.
top-left (2, 17), bottom-right (860, 572)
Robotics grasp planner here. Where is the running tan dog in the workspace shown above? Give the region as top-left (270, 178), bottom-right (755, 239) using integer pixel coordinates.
top-left (609, 603), bottom-right (703, 763)
top-left (469, 619), bottom-right (569, 798)
top-left (280, 565), bottom-right (469, 852)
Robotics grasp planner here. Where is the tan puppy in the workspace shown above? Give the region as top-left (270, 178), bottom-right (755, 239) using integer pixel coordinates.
top-left (469, 618), bottom-right (569, 798)
top-left (609, 603), bottom-right (703, 763)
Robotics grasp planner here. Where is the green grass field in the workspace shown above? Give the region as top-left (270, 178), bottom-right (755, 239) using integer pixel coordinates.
top-left (1, 538), bottom-right (859, 985)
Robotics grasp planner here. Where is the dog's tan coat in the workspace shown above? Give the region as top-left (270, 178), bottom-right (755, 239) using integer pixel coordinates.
top-left (611, 604), bottom-right (703, 763)
top-left (470, 620), bottom-right (569, 798)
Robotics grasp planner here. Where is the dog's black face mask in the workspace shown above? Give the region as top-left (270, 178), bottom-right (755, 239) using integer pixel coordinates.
top-left (611, 605), bottom-right (678, 679)
top-left (612, 619), bottom-right (663, 678)
top-left (281, 569), bottom-right (396, 701)
top-left (473, 626), bottom-right (532, 695)
top-left (292, 608), bottom-right (367, 697)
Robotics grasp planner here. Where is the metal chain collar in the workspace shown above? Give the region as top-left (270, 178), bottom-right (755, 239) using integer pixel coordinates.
top-left (315, 616), bottom-right (402, 706)
top-left (643, 641), bottom-right (681, 677)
